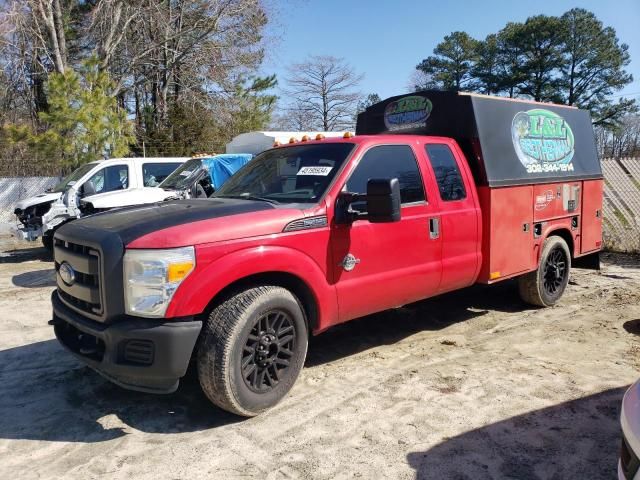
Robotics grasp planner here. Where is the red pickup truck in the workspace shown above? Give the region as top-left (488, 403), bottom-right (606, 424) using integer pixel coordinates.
top-left (51, 91), bottom-right (603, 416)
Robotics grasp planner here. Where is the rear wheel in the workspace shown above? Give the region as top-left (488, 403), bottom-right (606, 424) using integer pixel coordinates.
top-left (197, 286), bottom-right (308, 416)
top-left (518, 236), bottom-right (571, 307)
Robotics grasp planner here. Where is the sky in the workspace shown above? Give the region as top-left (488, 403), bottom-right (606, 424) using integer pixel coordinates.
top-left (263, 0), bottom-right (640, 103)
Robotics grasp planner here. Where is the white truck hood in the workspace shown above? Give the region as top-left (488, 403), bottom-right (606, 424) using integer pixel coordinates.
top-left (82, 187), bottom-right (176, 209)
top-left (14, 192), bottom-right (62, 211)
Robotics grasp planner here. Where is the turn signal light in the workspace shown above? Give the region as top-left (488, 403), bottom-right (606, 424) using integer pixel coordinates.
top-left (343, 132), bottom-right (354, 138)
top-left (315, 134), bottom-right (325, 140)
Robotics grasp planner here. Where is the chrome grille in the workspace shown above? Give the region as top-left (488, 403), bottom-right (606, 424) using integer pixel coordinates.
top-left (54, 238), bottom-right (103, 317)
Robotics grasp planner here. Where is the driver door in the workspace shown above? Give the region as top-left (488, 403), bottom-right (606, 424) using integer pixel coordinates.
top-left (330, 144), bottom-right (442, 323)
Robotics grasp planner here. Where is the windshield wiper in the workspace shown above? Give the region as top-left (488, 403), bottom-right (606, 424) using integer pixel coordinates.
top-left (216, 194), bottom-right (279, 205)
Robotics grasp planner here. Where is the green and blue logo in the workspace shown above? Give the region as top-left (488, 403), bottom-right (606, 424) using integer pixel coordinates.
top-left (511, 109), bottom-right (575, 174)
top-left (384, 96), bottom-right (432, 131)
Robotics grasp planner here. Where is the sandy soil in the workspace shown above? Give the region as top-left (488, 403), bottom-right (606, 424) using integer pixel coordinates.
top-left (0, 237), bottom-right (638, 479)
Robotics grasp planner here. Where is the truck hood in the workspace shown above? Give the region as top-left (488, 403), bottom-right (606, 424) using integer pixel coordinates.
top-left (14, 192), bottom-right (62, 211)
top-left (83, 187), bottom-right (175, 209)
top-left (58, 198), bottom-right (305, 248)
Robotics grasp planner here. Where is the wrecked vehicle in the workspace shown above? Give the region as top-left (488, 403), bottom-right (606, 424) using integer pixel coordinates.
top-left (79, 154), bottom-right (253, 215)
top-left (13, 157), bottom-right (186, 249)
top-left (51, 91), bottom-right (603, 416)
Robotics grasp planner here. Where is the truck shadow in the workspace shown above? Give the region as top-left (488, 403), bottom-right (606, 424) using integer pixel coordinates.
top-left (307, 280), bottom-right (525, 367)
top-left (11, 269), bottom-right (56, 288)
top-left (0, 247), bottom-right (51, 264)
top-left (0, 340), bottom-right (240, 443)
top-left (406, 386), bottom-right (626, 480)
top-left (0, 281), bottom-right (532, 443)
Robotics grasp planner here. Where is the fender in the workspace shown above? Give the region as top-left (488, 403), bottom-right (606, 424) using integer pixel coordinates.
top-left (165, 245), bottom-right (339, 332)
top-left (536, 220), bottom-right (577, 263)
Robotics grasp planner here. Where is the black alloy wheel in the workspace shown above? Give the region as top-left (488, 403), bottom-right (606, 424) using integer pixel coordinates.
top-left (242, 310), bottom-right (295, 393)
top-left (542, 246), bottom-right (568, 296)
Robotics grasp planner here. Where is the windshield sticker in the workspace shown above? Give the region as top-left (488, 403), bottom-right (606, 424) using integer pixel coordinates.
top-left (512, 109), bottom-right (575, 174)
top-left (384, 95), bottom-right (432, 131)
top-left (297, 166), bottom-right (333, 176)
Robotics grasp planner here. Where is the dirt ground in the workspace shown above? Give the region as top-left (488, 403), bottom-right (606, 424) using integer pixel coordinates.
top-left (0, 236), bottom-right (638, 480)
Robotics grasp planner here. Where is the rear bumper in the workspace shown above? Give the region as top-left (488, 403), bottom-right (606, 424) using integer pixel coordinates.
top-left (52, 291), bottom-right (202, 393)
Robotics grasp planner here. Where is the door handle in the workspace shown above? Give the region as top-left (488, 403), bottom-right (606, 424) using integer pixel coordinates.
top-left (429, 217), bottom-right (440, 240)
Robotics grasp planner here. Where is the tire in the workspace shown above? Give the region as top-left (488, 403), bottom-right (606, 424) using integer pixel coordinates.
top-left (518, 236), bottom-right (571, 307)
top-left (41, 234), bottom-right (53, 252)
top-left (197, 286), bottom-right (308, 416)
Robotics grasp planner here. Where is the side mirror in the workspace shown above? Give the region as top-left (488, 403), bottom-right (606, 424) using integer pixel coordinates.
top-left (335, 178), bottom-right (401, 224)
top-left (80, 181), bottom-right (96, 197)
top-left (366, 178), bottom-right (401, 223)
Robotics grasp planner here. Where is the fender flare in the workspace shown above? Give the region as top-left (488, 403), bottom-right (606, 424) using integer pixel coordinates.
top-left (165, 245), bottom-right (338, 331)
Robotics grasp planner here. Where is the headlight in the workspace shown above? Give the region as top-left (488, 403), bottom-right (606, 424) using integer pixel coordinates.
top-left (123, 247), bottom-right (195, 318)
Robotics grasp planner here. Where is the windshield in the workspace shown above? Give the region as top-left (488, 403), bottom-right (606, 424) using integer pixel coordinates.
top-left (214, 143), bottom-right (355, 203)
top-left (52, 163), bottom-right (98, 193)
top-left (160, 159), bottom-right (203, 190)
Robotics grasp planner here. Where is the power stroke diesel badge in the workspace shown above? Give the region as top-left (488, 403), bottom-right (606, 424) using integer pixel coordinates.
top-left (511, 109), bottom-right (575, 174)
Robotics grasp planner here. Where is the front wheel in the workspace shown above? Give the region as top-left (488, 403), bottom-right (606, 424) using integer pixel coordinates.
top-left (197, 286), bottom-right (308, 416)
top-left (518, 236), bottom-right (571, 307)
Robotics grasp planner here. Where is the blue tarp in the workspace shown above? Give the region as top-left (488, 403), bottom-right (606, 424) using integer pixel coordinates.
top-left (201, 154), bottom-right (252, 188)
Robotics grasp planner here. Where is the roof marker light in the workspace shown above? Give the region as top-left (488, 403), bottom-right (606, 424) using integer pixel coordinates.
top-left (289, 137), bottom-right (298, 144)
top-left (273, 141), bottom-right (281, 147)
top-left (343, 132), bottom-right (354, 138)
top-left (315, 134), bottom-right (325, 140)
top-left (301, 135), bottom-right (310, 142)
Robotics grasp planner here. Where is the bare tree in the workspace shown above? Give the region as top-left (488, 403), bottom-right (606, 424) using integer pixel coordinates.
top-left (595, 115), bottom-right (640, 158)
top-left (283, 55), bottom-right (362, 130)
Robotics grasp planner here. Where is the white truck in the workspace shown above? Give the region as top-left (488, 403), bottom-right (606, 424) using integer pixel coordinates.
top-left (13, 157), bottom-right (186, 249)
top-left (79, 154), bottom-right (253, 215)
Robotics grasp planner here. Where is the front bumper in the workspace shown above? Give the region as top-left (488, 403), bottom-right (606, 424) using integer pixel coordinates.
top-left (11, 224), bottom-right (42, 241)
top-left (52, 291), bottom-right (202, 394)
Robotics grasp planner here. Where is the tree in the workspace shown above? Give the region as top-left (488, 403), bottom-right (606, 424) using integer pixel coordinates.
top-left (356, 93), bottom-right (381, 113)
top-left (283, 55), bottom-right (363, 131)
top-left (471, 34), bottom-right (501, 95)
top-left (558, 8), bottom-right (635, 126)
top-left (416, 31), bottom-right (479, 91)
top-left (34, 58), bottom-right (133, 171)
top-left (510, 15), bottom-right (565, 102)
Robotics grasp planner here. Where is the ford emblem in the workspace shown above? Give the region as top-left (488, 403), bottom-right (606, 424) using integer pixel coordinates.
top-left (59, 262), bottom-right (76, 286)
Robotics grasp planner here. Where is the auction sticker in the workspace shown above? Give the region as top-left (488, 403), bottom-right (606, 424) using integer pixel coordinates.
top-left (297, 166), bottom-right (333, 176)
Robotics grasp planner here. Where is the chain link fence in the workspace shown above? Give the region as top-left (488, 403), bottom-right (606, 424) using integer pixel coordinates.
top-left (602, 158), bottom-right (640, 253)
top-left (0, 177), bottom-right (60, 225)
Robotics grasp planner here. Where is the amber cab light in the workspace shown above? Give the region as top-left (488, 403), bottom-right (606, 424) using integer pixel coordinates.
top-left (343, 132), bottom-right (354, 138)
top-left (315, 134), bottom-right (325, 140)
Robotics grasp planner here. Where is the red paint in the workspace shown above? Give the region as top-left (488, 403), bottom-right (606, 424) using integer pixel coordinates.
top-left (126, 135), bottom-right (602, 333)
top-left (581, 180), bottom-right (604, 254)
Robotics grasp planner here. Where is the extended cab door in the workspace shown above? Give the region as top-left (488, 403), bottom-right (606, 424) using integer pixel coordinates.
top-left (330, 143), bottom-right (443, 323)
top-left (423, 142), bottom-right (481, 292)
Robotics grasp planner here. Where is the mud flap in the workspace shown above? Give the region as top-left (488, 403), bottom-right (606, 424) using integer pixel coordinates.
top-left (573, 251), bottom-right (600, 270)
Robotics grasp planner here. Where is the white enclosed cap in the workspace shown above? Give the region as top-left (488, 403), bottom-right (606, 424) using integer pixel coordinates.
top-left (226, 131), bottom-right (347, 155)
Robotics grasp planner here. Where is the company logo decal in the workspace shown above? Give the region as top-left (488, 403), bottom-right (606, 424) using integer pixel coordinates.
top-left (384, 96), bottom-right (432, 131)
top-left (535, 190), bottom-right (555, 210)
top-left (511, 109), bottom-right (575, 174)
